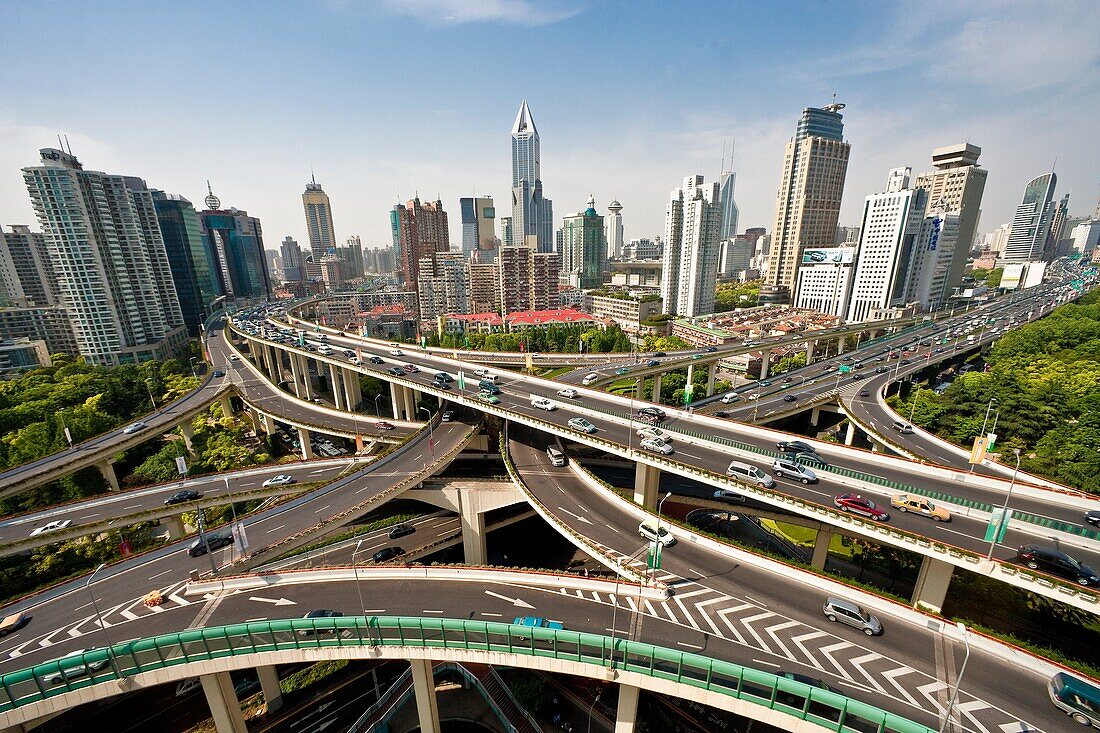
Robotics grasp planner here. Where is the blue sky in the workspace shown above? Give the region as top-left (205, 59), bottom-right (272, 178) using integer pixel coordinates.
top-left (1, 0), bottom-right (1097, 247)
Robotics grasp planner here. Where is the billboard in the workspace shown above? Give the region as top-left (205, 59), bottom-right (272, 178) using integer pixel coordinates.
top-left (801, 247), bottom-right (854, 265)
top-left (1000, 263), bottom-right (1024, 290)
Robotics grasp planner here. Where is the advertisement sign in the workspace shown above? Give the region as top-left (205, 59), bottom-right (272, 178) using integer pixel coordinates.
top-left (927, 217), bottom-right (943, 251)
top-left (175, 456), bottom-right (188, 476)
top-left (801, 247), bottom-right (854, 265)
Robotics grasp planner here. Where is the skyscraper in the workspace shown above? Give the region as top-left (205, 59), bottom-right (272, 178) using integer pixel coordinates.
top-left (280, 236), bottom-right (305, 281)
top-left (605, 199), bottom-right (623, 259)
top-left (460, 196), bottom-right (498, 256)
top-left (0, 225), bottom-right (55, 307)
top-left (1003, 172), bottom-right (1060, 263)
top-left (22, 148), bottom-right (187, 366)
top-left (510, 101), bottom-right (554, 252)
top-left (497, 244), bottom-right (560, 314)
top-left (417, 251), bottom-right (468, 321)
top-left (717, 168), bottom-right (739, 241)
top-left (302, 175), bottom-right (337, 259)
top-left (902, 207), bottom-right (961, 312)
top-left (561, 196), bottom-right (606, 289)
top-left (390, 196), bottom-right (450, 286)
top-left (338, 235), bottom-right (365, 278)
top-left (200, 190), bottom-right (271, 301)
top-left (661, 175), bottom-right (721, 317)
top-left (765, 102), bottom-right (851, 303)
top-left (913, 144), bottom-right (987, 295)
top-left (152, 191), bottom-right (221, 335)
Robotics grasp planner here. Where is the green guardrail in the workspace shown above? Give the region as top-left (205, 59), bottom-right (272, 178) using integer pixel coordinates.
top-left (0, 617), bottom-right (934, 733)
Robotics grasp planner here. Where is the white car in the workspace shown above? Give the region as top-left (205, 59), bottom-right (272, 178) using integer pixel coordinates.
top-left (389, 349), bottom-right (403, 356)
top-left (262, 474), bottom-right (296, 487)
top-left (639, 437), bottom-right (673, 455)
top-left (638, 521), bottom-right (676, 546)
top-left (123, 422), bottom-right (148, 435)
top-left (48, 649), bottom-right (110, 684)
top-left (556, 388), bottom-right (579, 399)
top-left (720, 392), bottom-right (739, 404)
top-left (531, 397), bottom-right (556, 411)
top-left (637, 427), bottom-right (672, 443)
top-left (30, 519), bottom-right (72, 537)
top-left (229, 354), bottom-right (240, 361)
top-left (568, 417), bottom-right (597, 434)
top-left (474, 368), bottom-right (491, 378)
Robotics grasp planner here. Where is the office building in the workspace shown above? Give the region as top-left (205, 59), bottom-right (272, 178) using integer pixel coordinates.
top-left (23, 148), bottom-right (186, 366)
top-left (661, 175), bottom-right (721, 317)
top-left (717, 168), bottom-right (739, 241)
top-left (622, 236), bottom-right (662, 261)
top-left (1003, 172), bottom-right (1061, 263)
top-left (319, 255), bottom-right (345, 290)
top-left (606, 199), bottom-right (624, 259)
top-left (561, 196), bottom-right (606, 289)
top-left (583, 292), bottom-right (661, 334)
top-left (845, 168), bottom-right (924, 322)
top-left (152, 192), bottom-right (222, 335)
top-left (280, 236), bottom-right (305, 281)
top-left (200, 190), bottom-right (271, 301)
top-left (390, 196), bottom-right (449, 286)
top-left (1047, 194), bottom-right (1072, 260)
top-left (835, 226), bottom-right (861, 245)
top-left (765, 102), bottom-right (851, 303)
top-left (793, 247), bottom-right (856, 318)
top-left (302, 175), bottom-right (337, 259)
top-left (337, 236), bottom-right (365, 279)
top-left (902, 209), bottom-right (961, 311)
top-left (0, 242), bottom-right (23, 309)
top-left (500, 216), bottom-right (514, 247)
top-left (718, 236), bottom-right (753, 277)
top-left (1070, 221), bottom-right (1100, 255)
top-left (510, 101), bottom-right (554, 252)
top-left (466, 261), bottom-right (501, 315)
top-left (0, 225), bottom-right (55, 307)
top-left (460, 197), bottom-right (498, 256)
top-left (912, 143), bottom-right (987, 293)
top-left (417, 251), bottom-right (468, 321)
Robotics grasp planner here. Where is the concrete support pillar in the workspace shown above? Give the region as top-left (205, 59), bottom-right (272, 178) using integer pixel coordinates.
top-left (460, 492), bottom-right (487, 566)
top-left (912, 556), bottom-right (955, 614)
top-left (257, 664), bottom-right (283, 713)
top-left (685, 363), bottom-right (695, 388)
top-left (811, 528), bottom-right (833, 571)
top-left (871, 440), bottom-right (883, 454)
top-left (403, 386), bottom-right (416, 420)
top-left (844, 421), bottom-right (857, 446)
top-left (268, 345), bottom-right (284, 382)
top-left (298, 354), bottom-right (314, 401)
top-left (178, 420), bottom-right (196, 454)
top-left (344, 368), bottom-right (361, 410)
top-left (219, 394), bottom-right (234, 419)
top-left (614, 684), bottom-right (641, 733)
top-left (328, 364), bottom-right (344, 410)
top-left (200, 672), bottom-right (248, 733)
top-left (634, 378), bottom-right (644, 400)
top-left (705, 363), bottom-right (717, 397)
top-left (409, 659), bottom-right (442, 733)
top-left (288, 354), bottom-right (303, 398)
top-left (759, 349), bottom-right (772, 380)
top-left (247, 409), bottom-right (262, 436)
top-left (806, 340), bottom-right (816, 364)
top-left (162, 515), bottom-right (186, 540)
top-left (96, 461), bottom-right (120, 492)
top-left (633, 463), bottom-right (660, 510)
top-left (390, 382), bottom-right (402, 420)
top-left (298, 428), bottom-right (314, 460)
top-left (651, 373), bottom-right (662, 402)
top-left (837, 336), bottom-right (847, 355)
top-left (261, 412), bottom-right (276, 434)
top-left (810, 406), bottom-right (821, 427)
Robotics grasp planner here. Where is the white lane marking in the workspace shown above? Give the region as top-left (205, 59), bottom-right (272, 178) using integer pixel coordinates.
top-left (266, 524), bottom-right (286, 533)
top-left (422, 609), bottom-right (444, 614)
top-left (556, 506), bottom-right (592, 525)
top-left (605, 524), bottom-right (620, 533)
top-left (743, 595), bottom-right (767, 607)
top-left (676, 641), bottom-right (704, 650)
top-left (148, 569), bottom-right (172, 581)
top-left (752, 659), bottom-right (780, 668)
top-left (481, 612), bottom-right (503, 618)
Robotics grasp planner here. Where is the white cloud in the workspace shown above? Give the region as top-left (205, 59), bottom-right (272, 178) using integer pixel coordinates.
top-left (368, 0), bottom-right (580, 26)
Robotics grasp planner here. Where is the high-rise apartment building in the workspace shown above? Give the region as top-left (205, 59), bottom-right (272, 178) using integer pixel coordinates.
top-left (418, 251), bottom-right (468, 321)
top-left (302, 175), bottom-right (337, 259)
top-left (765, 103), bottom-right (851, 303)
top-left (460, 197), bottom-right (498, 256)
top-left (661, 175), bottom-right (721, 317)
top-left (622, 236), bottom-right (662, 261)
top-left (1004, 172), bottom-right (1061, 263)
top-left (0, 225), bottom-right (55, 307)
top-left (912, 144), bottom-right (987, 293)
top-left (200, 194), bottom-right (271, 301)
top-left (794, 246), bottom-right (856, 318)
top-left (337, 235), bottom-right (365, 279)
top-left (846, 168), bottom-right (924, 322)
top-left (466, 262), bottom-right (501, 315)
top-left (390, 196), bottom-right (449, 286)
top-left (510, 101), bottom-right (554, 252)
top-left (605, 199), bottom-right (623, 259)
top-left (561, 196), bottom-right (606, 289)
top-left (497, 244), bottom-right (559, 314)
top-left (280, 236), bottom-right (305, 281)
top-left (22, 148), bottom-right (186, 365)
top-left (152, 192), bottom-right (221, 335)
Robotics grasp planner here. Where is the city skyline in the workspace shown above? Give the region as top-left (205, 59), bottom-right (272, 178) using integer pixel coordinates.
top-left (0, 2), bottom-right (1096, 248)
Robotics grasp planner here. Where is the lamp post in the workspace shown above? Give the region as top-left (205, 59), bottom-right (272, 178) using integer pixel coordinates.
top-left (609, 544), bottom-right (649, 669)
top-left (419, 407), bottom-right (434, 457)
top-left (986, 449), bottom-right (1021, 561)
top-left (908, 387), bottom-right (921, 425)
top-left (189, 357), bottom-right (198, 380)
top-left (978, 397), bottom-right (998, 438)
top-left (86, 564), bottom-right (119, 674)
top-left (587, 692), bottom-right (602, 733)
top-left (938, 622), bottom-right (971, 733)
top-left (144, 379), bottom-right (157, 411)
top-left (373, 393), bottom-right (384, 417)
top-left (627, 378), bottom-right (640, 454)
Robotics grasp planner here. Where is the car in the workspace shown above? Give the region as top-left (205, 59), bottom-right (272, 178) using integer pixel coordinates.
top-left (771, 459), bottom-right (818, 484)
top-left (891, 493), bottom-right (951, 521)
top-left (775, 671), bottom-right (832, 703)
top-left (30, 519), bottom-right (72, 536)
top-left (782, 395), bottom-right (797, 402)
top-left (833, 494), bottom-right (889, 522)
top-left (712, 489), bottom-right (746, 504)
top-left (476, 391), bottom-right (500, 405)
top-left (435, 381), bottom-right (452, 391)
top-left (891, 420), bottom-right (914, 434)
top-left (704, 346), bottom-right (718, 353)
top-left (263, 474), bottom-right (296, 488)
top-left (859, 389), bottom-right (870, 397)
top-left (474, 368), bottom-right (491, 378)
top-left (776, 440), bottom-right (817, 456)
top-left (759, 380), bottom-right (772, 386)
top-left (636, 406), bottom-right (667, 423)
top-left (714, 410), bottom-right (732, 418)
top-left (652, 352), bottom-right (666, 357)
top-left (47, 649), bottom-right (111, 685)
top-left (615, 367), bottom-right (630, 375)
top-left (0, 612), bottom-right (29, 637)
top-left (582, 373), bottom-right (600, 385)
top-left (513, 616), bottom-right (564, 630)
top-left (230, 354), bottom-right (240, 361)
top-left (188, 530), bottom-right (233, 557)
top-left (164, 490), bottom-right (202, 506)
top-left (441, 411), bottom-right (454, 422)
top-left (1016, 545), bottom-right (1099, 586)
top-left (388, 523), bottom-right (415, 539)
top-left (691, 354), bottom-right (704, 360)
top-left (822, 597), bottom-right (883, 636)
top-left (388, 367), bottom-right (406, 376)
top-left (783, 376), bottom-right (793, 383)
top-left (369, 356), bottom-right (384, 364)
top-left (720, 392), bottom-right (739, 404)
top-left (298, 609), bottom-right (345, 637)
top-left (342, 349), bottom-right (356, 358)
top-left (434, 372), bottom-right (454, 383)
top-left (403, 364), bottom-right (419, 373)
top-left (638, 521), bottom-right (676, 546)
top-left (375, 421), bottom-right (395, 431)
top-left (123, 422), bottom-right (148, 435)
top-left (556, 388), bottom-right (579, 399)
top-left (212, 370), bottom-right (225, 377)
top-left (372, 546), bottom-right (406, 563)
top-left (640, 437), bottom-right (673, 455)
top-left (568, 417), bottom-right (597, 433)
top-left (531, 397), bottom-right (556, 411)
top-left (637, 426), bottom-right (673, 442)
top-left (1086, 510), bottom-right (1100, 529)
top-left (875, 366), bottom-right (889, 374)
top-left (389, 349), bottom-right (403, 356)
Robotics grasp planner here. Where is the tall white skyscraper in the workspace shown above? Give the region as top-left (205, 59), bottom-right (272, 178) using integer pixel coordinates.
top-left (605, 199), bottom-right (623, 259)
top-left (846, 168), bottom-right (925, 323)
top-left (903, 207), bottom-right (961, 312)
top-left (510, 101), bottom-right (554, 252)
top-left (913, 144), bottom-right (986, 294)
top-left (661, 175), bottom-right (721, 317)
top-left (1003, 172), bottom-right (1060, 263)
top-left (717, 168), bottom-right (739, 240)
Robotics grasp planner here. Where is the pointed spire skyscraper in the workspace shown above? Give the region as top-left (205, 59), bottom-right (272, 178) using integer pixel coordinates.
top-left (510, 100), bottom-right (553, 252)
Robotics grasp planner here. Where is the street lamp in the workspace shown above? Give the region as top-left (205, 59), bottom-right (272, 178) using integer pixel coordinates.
top-left (418, 407), bottom-right (434, 458)
top-left (938, 622), bottom-right (971, 733)
top-left (189, 357), bottom-right (198, 380)
top-left (609, 544), bottom-right (649, 669)
top-left (373, 393), bottom-right (384, 417)
top-left (627, 378), bottom-right (641, 454)
top-left (144, 379), bottom-right (157, 411)
top-left (986, 449), bottom-right (1022, 561)
top-left (908, 387), bottom-right (921, 425)
top-left (86, 564), bottom-right (119, 675)
top-left (587, 692), bottom-right (602, 733)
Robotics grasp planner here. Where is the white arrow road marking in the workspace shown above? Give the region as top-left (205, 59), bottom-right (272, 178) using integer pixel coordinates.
top-left (248, 596), bottom-right (297, 606)
top-left (956, 700), bottom-right (994, 733)
top-left (556, 506), bottom-right (592, 525)
top-left (788, 630), bottom-right (829, 670)
top-left (762, 620), bottom-right (801, 660)
top-left (483, 590), bottom-right (535, 609)
top-left (881, 667), bottom-right (922, 708)
top-left (848, 652), bottom-right (888, 693)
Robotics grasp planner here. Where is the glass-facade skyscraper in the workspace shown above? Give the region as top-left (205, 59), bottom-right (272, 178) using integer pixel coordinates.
top-left (200, 206), bottom-right (271, 300)
top-left (510, 101), bottom-right (554, 252)
top-left (152, 191), bottom-right (221, 335)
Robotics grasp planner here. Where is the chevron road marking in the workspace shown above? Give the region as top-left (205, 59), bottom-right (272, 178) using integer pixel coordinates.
top-left (848, 652), bottom-right (888, 693)
top-left (738, 611), bottom-right (778, 653)
top-left (658, 599), bottom-right (683, 626)
top-left (692, 595), bottom-right (729, 637)
top-left (624, 596), bottom-right (637, 612)
top-left (671, 596), bottom-right (702, 631)
top-left (816, 641), bottom-right (855, 680)
top-left (788, 630), bottom-right (829, 670)
top-left (998, 723), bottom-right (1039, 733)
top-left (119, 609), bottom-right (141, 621)
top-left (882, 666), bottom-right (923, 709)
top-left (916, 680), bottom-right (948, 718)
top-left (956, 700), bottom-right (995, 733)
top-left (762, 620), bottom-right (801, 660)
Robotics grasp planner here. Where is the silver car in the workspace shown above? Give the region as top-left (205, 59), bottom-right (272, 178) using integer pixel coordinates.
top-left (823, 597), bottom-right (882, 636)
top-left (771, 459), bottom-right (818, 484)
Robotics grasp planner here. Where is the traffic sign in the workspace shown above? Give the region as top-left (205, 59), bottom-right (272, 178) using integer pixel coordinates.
top-left (984, 508), bottom-right (1009, 544)
top-left (838, 365), bottom-right (852, 374)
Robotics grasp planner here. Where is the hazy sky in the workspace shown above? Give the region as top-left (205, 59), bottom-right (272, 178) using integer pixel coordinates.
top-left (1, 1), bottom-right (1097, 248)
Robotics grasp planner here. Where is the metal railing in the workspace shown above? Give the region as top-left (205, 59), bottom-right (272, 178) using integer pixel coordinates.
top-left (0, 616), bottom-right (934, 733)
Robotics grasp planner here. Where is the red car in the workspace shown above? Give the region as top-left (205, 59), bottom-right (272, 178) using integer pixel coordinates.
top-left (833, 494), bottom-right (889, 522)
top-left (403, 364), bottom-right (420, 373)
top-left (375, 421), bottom-right (395, 431)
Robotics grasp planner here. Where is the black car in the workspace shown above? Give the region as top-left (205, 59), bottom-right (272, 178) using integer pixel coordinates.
top-left (859, 389), bottom-right (871, 397)
top-left (372, 546), bottom-right (406, 563)
top-left (369, 356), bottom-right (384, 364)
top-left (165, 489), bottom-right (202, 506)
top-left (645, 360), bottom-right (660, 368)
top-left (388, 367), bottom-right (405, 376)
top-left (435, 382), bottom-right (452, 391)
top-left (636, 407), bottom-right (667, 423)
top-left (715, 410), bottom-right (732, 418)
top-left (704, 346), bottom-right (718, 353)
top-left (388, 523), bottom-right (415, 539)
top-left (212, 370), bottom-right (225, 377)
top-left (783, 376), bottom-right (793, 383)
top-left (1016, 545), bottom-right (1098, 586)
top-left (1086, 510), bottom-right (1100, 529)
top-left (298, 609), bottom-right (344, 637)
top-left (782, 395), bottom-right (797, 402)
top-left (776, 440), bottom-right (817, 456)
top-left (434, 372), bottom-right (454, 383)
top-left (653, 352), bottom-right (666, 357)
top-left (188, 530), bottom-right (233, 557)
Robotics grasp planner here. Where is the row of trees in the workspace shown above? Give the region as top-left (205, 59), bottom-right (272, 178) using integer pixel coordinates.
top-left (426, 323), bottom-right (633, 354)
top-left (714, 280), bottom-right (761, 312)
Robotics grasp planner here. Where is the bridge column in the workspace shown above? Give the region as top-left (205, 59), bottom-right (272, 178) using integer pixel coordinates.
top-left (810, 406), bottom-right (821, 427)
top-left (199, 672), bottom-right (248, 733)
top-left (298, 428), bottom-right (314, 460)
top-left (247, 408), bottom-right (263, 436)
top-left (268, 345), bottom-right (284, 381)
top-left (219, 394), bottom-right (234, 419)
top-left (759, 349), bottom-right (772, 379)
top-left (96, 460), bottom-right (120, 492)
top-left (298, 354), bottom-right (314, 401)
top-left (870, 439), bottom-right (884, 453)
top-left (460, 492), bottom-right (487, 566)
top-left (410, 659), bottom-right (442, 733)
top-left (811, 528), bottom-right (833, 571)
top-left (178, 420), bottom-right (196, 454)
top-left (390, 382), bottom-right (402, 419)
top-left (705, 363), bottom-right (717, 396)
top-left (650, 373), bottom-right (662, 402)
top-left (257, 664), bottom-right (283, 713)
top-left (328, 364), bottom-right (345, 410)
top-left (614, 684), bottom-right (641, 733)
top-left (837, 336), bottom-right (846, 355)
top-left (806, 340), bottom-right (816, 363)
top-left (288, 353), bottom-right (303, 398)
top-left (633, 463), bottom-right (660, 510)
top-left (844, 421), bottom-right (857, 446)
top-left (260, 411), bottom-right (276, 434)
top-left (161, 515), bottom-right (186, 540)
top-left (344, 367), bottom-right (361, 409)
top-left (912, 557), bottom-right (954, 614)
top-left (403, 386), bottom-right (417, 420)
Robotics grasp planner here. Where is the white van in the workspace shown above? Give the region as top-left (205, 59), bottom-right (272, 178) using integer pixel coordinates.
top-left (638, 521), bottom-right (676, 546)
top-left (891, 420), bottom-right (914, 434)
top-left (546, 446), bottom-right (566, 467)
top-left (720, 392), bottom-right (739, 404)
top-left (726, 461), bottom-right (776, 488)
top-left (582, 373), bottom-right (600, 385)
